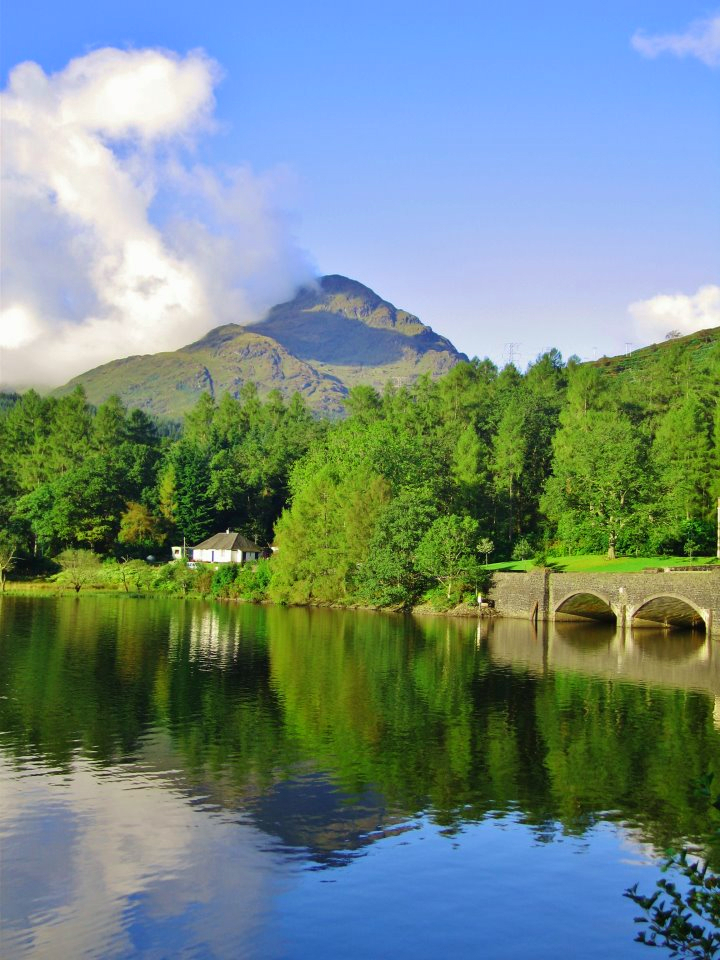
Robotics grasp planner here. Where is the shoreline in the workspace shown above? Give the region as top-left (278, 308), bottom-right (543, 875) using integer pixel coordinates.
top-left (1, 581), bottom-right (496, 620)
top-left (7, 565), bottom-right (718, 636)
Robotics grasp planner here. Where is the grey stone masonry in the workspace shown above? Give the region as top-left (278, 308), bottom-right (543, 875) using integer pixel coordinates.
top-left (488, 569), bottom-right (720, 638)
top-left (488, 571), bottom-right (550, 622)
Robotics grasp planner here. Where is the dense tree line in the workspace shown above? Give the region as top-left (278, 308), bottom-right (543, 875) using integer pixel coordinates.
top-left (0, 384), bottom-right (321, 564)
top-left (0, 336), bottom-right (718, 603)
top-left (270, 343), bottom-right (719, 605)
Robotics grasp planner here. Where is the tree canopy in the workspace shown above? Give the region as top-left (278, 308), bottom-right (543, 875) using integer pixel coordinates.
top-left (1, 331), bottom-right (718, 600)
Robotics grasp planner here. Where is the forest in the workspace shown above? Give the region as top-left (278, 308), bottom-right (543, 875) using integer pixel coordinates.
top-left (1, 334), bottom-right (718, 607)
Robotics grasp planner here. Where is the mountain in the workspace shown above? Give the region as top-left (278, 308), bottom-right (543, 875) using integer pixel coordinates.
top-left (59, 275), bottom-right (466, 418)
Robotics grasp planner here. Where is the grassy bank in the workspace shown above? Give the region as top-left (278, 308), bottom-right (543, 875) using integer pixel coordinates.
top-left (1, 580), bottom-right (167, 597)
top-left (486, 554), bottom-right (718, 574)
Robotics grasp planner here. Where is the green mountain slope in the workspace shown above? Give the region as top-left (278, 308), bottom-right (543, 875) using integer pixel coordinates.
top-left (59, 275), bottom-right (466, 417)
top-left (593, 326), bottom-right (720, 378)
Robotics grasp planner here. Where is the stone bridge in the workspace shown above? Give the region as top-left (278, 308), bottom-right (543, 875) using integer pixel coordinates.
top-left (488, 569), bottom-right (720, 639)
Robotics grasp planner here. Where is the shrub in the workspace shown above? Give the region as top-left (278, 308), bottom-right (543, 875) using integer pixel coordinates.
top-left (211, 563), bottom-right (241, 599)
top-left (235, 558), bottom-right (272, 602)
top-left (100, 558), bottom-right (156, 593)
top-left (421, 584), bottom-right (462, 611)
top-left (153, 560), bottom-right (196, 596)
top-left (195, 569), bottom-right (214, 597)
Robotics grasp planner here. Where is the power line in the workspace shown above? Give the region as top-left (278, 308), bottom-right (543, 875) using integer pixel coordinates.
top-left (504, 342), bottom-right (521, 365)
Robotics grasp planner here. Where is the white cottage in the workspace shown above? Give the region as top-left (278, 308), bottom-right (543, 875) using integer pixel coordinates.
top-left (190, 530), bottom-right (263, 564)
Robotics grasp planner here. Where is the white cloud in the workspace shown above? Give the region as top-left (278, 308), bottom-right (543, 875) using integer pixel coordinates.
top-left (0, 304), bottom-right (43, 349)
top-left (0, 48), bottom-right (313, 390)
top-left (632, 14), bottom-right (720, 68)
top-left (629, 284), bottom-right (720, 341)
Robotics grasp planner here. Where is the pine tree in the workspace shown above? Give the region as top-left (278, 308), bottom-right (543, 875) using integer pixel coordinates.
top-left (172, 442), bottom-right (213, 546)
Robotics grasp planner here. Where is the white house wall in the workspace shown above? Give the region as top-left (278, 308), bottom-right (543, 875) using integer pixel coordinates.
top-left (191, 549), bottom-right (258, 564)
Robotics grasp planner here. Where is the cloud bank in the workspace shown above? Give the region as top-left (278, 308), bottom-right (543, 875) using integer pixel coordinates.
top-left (0, 48), bottom-right (314, 389)
top-left (629, 284), bottom-right (720, 341)
top-left (632, 14), bottom-right (720, 68)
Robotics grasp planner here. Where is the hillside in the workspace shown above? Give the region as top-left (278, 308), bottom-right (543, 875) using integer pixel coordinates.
top-left (593, 326), bottom-right (720, 379)
top-left (59, 275), bottom-right (466, 417)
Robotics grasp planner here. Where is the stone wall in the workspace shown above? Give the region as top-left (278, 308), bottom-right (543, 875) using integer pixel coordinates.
top-left (488, 569), bottom-right (720, 638)
top-left (488, 571), bottom-right (548, 622)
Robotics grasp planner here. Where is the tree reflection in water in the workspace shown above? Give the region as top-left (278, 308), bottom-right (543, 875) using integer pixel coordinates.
top-left (1, 596), bottom-right (719, 866)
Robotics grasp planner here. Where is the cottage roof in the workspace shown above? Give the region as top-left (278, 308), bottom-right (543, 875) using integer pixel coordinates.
top-left (192, 531), bottom-right (263, 553)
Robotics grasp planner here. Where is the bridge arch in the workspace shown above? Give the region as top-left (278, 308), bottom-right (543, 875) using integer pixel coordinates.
top-left (554, 591), bottom-right (617, 624)
top-left (630, 594), bottom-right (707, 632)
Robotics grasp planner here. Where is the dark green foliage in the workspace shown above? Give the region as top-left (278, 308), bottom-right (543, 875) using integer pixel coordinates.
top-left (0, 392), bottom-right (21, 414)
top-left (2, 328), bottom-right (718, 593)
top-left (626, 854), bottom-right (720, 958)
top-left (626, 773), bottom-right (720, 958)
top-left (0, 385), bottom-right (319, 564)
top-left (172, 441), bottom-right (214, 546)
top-left (492, 352), bottom-right (566, 548)
top-left (3, 390), bottom-right (164, 558)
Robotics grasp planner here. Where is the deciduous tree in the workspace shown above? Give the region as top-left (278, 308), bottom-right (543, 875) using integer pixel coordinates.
top-left (55, 548), bottom-right (101, 593)
top-left (542, 410), bottom-right (649, 558)
top-left (416, 514), bottom-right (482, 599)
top-left (0, 533), bottom-right (18, 592)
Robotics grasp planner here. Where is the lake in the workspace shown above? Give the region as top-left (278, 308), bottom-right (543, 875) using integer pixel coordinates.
top-left (1, 595), bottom-right (718, 959)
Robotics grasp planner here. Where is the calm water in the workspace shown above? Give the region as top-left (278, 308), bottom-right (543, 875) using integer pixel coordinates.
top-left (1, 596), bottom-right (719, 959)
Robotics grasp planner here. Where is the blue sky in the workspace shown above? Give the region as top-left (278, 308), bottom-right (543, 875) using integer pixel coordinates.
top-left (1, 1), bottom-right (718, 383)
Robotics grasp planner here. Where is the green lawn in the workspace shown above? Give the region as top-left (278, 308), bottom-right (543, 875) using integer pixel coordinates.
top-left (485, 555), bottom-right (719, 574)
